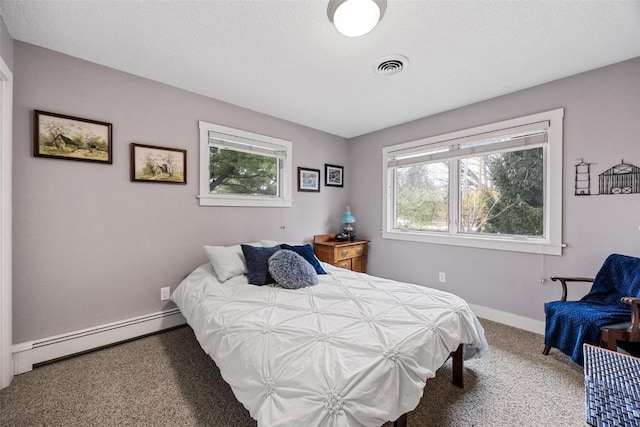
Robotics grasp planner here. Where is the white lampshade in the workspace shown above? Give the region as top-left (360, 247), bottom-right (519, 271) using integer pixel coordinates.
top-left (328, 0), bottom-right (386, 38)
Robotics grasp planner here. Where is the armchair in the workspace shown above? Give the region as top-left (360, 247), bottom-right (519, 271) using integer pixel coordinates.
top-left (543, 254), bottom-right (640, 365)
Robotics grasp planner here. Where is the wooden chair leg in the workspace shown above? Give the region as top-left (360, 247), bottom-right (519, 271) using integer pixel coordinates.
top-left (600, 332), bottom-right (614, 351)
top-left (543, 345), bottom-right (551, 355)
top-left (600, 327), bottom-right (622, 351)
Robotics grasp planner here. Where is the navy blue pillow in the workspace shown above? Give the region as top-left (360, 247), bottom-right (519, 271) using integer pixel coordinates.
top-left (279, 244), bottom-right (327, 275)
top-left (241, 245), bottom-right (280, 285)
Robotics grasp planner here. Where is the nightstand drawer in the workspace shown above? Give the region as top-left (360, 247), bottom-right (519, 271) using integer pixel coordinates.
top-left (334, 259), bottom-right (352, 270)
top-left (334, 244), bottom-right (365, 261)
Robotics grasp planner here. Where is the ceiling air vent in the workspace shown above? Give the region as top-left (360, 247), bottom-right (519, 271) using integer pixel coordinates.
top-left (374, 55), bottom-right (409, 76)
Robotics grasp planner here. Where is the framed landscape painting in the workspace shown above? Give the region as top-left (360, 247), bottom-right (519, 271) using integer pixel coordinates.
top-left (325, 164), bottom-right (344, 187)
top-left (130, 143), bottom-right (187, 184)
top-left (34, 110), bottom-right (112, 164)
top-left (298, 167), bottom-right (320, 192)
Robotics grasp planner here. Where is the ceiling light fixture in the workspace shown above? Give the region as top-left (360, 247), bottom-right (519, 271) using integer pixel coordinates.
top-left (327, 0), bottom-right (387, 38)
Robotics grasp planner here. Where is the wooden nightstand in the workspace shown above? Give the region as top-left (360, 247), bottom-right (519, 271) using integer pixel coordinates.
top-left (313, 234), bottom-right (369, 273)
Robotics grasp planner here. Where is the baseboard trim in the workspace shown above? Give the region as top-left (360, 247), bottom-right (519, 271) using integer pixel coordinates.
top-left (11, 304), bottom-right (541, 374)
top-left (470, 304), bottom-right (545, 336)
top-left (12, 308), bottom-right (186, 374)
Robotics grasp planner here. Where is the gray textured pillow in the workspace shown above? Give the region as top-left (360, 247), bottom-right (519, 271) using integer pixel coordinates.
top-left (268, 249), bottom-right (318, 289)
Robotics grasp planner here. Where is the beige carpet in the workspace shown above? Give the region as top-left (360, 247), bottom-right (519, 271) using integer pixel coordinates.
top-left (0, 319), bottom-right (585, 426)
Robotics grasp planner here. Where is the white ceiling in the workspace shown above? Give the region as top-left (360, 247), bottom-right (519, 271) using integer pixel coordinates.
top-left (1, 0), bottom-right (639, 138)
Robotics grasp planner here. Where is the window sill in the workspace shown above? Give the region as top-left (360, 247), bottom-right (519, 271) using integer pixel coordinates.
top-left (382, 230), bottom-right (563, 255)
top-left (198, 194), bottom-right (292, 208)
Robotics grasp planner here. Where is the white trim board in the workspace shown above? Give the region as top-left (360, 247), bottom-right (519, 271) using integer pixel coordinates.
top-left (12, 308), bottom-right (186, 374)
top-left (10, 304), bottom-right (543, 375)
top-left (470, 303), bottom-right (545, 336)
top-left (0, 56), bottom-right (13, 389)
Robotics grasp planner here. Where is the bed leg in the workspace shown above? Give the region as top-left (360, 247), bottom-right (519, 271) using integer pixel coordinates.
top-left (451, 343), bottom-right (464, 388)
top-left (393, 413), bottom-right (407, 427)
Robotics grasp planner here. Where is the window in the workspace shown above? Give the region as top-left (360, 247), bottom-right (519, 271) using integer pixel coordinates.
top-left (199, 121), bottom-right (292, 207)
top-left (382, 109), bottom-right (564, 255)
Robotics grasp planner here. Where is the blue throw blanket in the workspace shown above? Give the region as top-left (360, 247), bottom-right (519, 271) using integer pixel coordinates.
top-left (544, 254), bottom-right (640, 365)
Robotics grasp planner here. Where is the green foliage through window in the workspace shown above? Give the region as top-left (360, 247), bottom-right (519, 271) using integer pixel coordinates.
top-left (383, 109), bottom-right (563, 254)
top-left (209, 147), bottom-right (278, 196)
top-left (394, 148), bottom-right (543, 237)
top-left (395, 162), bottom-right (449, 231)
top-left (199, 121), bottom-right (292, 207)
top-left (459, 148), bottom-right (543, 237)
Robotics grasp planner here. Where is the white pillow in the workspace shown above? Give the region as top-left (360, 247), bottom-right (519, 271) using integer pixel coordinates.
top-left (204, 242), bottom-right (262, 282)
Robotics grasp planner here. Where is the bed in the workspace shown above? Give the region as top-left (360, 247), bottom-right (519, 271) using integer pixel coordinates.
top-left (172, 242), bottom-right (487, 426)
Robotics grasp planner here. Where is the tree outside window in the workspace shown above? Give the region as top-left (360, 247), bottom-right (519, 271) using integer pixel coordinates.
top-left (383, 108), bottom-right (563, 255)
top-left (209, 147), bottom-right (278, 196)
top-left (198, 121), bottom-right (292, 207)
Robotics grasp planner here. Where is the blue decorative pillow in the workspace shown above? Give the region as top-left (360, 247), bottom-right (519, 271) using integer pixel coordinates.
top-left (268, 250), bottom-right (318, 289)
top-left (279, 244), bottom-right (326, 274)
top-left (241, 245), bottom-right (280, 285)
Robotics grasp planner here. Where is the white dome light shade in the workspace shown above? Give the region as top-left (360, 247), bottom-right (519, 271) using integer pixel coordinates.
top-left (329, 0), bottom-right (386, 37)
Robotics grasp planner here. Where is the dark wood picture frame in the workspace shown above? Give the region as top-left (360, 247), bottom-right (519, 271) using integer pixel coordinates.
top-left (130, 143), bottom-right (187, 184)
top-left (34, 110), bottom-right (113, 164)
top-left (324, 164), bottom-right (344, 187)
top-left (297, 167), bottom-right (321, 192)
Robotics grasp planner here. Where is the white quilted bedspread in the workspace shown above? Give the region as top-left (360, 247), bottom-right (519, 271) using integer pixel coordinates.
top-left (172, 263), bottom-right (486, 427)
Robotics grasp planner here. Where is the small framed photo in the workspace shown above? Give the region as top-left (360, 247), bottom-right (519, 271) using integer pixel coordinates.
top-left (130, 143), bottom-right (187, 184)
top-left (34, 110), bottom-right (112, 164)
top-left (297, 167), bottom-right (320, 192)
top-left (324, 164), bottom-right (344, 187)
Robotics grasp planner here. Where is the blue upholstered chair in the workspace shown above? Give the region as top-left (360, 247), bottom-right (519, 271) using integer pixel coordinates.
top-left (543, 254), bottom-right (640, 365)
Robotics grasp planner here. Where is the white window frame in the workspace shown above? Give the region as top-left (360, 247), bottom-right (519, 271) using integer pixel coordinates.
top-left (199, 121), bottom-right (292, 207)
top-left (382, 109), bottom-right (564, 255)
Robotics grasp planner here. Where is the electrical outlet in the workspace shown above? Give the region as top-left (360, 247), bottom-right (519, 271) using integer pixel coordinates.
top-left (160, 286), bottom-right (171, 301)
top-left (438, 272), bottom-right (446, 283)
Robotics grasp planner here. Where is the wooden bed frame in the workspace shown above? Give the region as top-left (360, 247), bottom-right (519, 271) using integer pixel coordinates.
top-left (393, 344), bottom-right (464, 427)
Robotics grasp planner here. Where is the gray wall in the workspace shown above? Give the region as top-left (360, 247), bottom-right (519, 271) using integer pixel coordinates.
top-left (13, 42), bottom-right (349, 343)
top-left (348, 57), bottom-right (640, 322)
top-left (0, 15), bottom-right (12, 71)
top-left (11, 39), bottom-right (640, 343)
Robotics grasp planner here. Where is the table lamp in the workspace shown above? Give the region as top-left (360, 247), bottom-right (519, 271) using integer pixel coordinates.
top-left (340, 206), bottom-right (357, 240)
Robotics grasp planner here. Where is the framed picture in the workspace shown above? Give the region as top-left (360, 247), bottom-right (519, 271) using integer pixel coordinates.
top-left (130, 143), bottom-right (187, 184)
top-left (34, 110), bottom-right (112, 164)
top-left (324, 164), bottom-right (344, 187)
top-left (297, 167), bottom-right (320, 192)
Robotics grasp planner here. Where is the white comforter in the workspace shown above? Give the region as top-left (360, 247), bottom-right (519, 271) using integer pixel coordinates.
top-left (172, 262), bottom-right (486, 427)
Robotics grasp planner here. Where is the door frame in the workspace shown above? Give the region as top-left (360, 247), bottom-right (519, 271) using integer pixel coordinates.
top-left (0, 55), bottom-right (13, 389)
